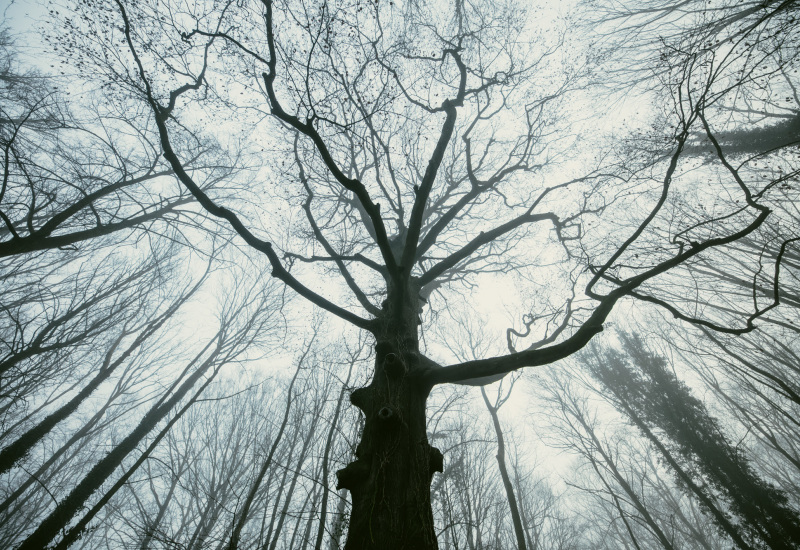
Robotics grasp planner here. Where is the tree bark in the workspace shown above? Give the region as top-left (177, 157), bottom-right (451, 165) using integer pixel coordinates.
top-left (337, 319), bottom-right (443, 550)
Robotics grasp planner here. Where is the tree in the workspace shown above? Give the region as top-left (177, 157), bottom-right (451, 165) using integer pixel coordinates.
top-left (14, 273), bottom-right (284, 550)
top-left (47, 0), bottom-right (799, 547)
top-left (0, 254), bottom-right (208, 476)
top-left (583, 333), bottom-right (800, 549)
top-left (541, 372), bottom-right (679, 550)
top-left (0, 15), bottom-right (298, 550)
top-left (0, 28), bottom-right (238, 260)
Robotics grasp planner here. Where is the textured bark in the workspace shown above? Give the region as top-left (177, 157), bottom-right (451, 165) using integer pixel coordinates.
top-left (337, 303), bottom-right (443, 550)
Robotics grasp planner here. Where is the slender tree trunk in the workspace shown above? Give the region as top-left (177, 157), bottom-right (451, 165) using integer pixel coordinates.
top-left (17, 336), bottom-right (221, 550)
top-left (1, 322), bottom-right (143, 474)
top-left (53, 364), bottom-right (221, 550)
top-left (315, 357), bottom-right (355, 550)
top-left (592, 459), bottom-right (645, 550)
top-left (0, 269), bottom-right (201, 474)
top-left (303, 487), bottom-right (321, 548)
top-left (481, 387), bottom-right (527, 550)
top-left (617, 401), bottom-right (753, 550)
top-left (140, 460), bottom-right (183, 550)
top-left (188, 487), bottom-right (220, 550)
top-left (571, 408), bottom-right (676, 550)
top-left (228, 350), bottom-right (306, 550)
top-left (262, 434), bottom-right (301, 548)
top-left (287, 488), bottom-right (312, 550)
top-left (267, 410), bottom-right (321, 550)
top-left (0, 383), bottom-right (119, 516)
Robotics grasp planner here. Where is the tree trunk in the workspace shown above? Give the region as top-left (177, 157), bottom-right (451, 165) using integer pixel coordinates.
top-left (228, 356), bottom-right (304, 550)
top-left (53, 363), bottom-right (221, 550)
top-left (616, 400), bottom-right (753, 550)
top-left (481, 387), bottom-right (527, 550)
top-left (337, 327), bottom-right (442, 550)
top-left (329, 489), bottom-right (348, 550)
top-left (267, 410), bottom-right (321, 550)
top-left (315, 360), bottom-right (355, 550)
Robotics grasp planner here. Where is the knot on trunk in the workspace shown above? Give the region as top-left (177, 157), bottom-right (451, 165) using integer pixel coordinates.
top-left (336, 459), bottom-right (370, 491)
top-left (377, 406), bottom-right (397, 423)
top-left (376, 341), bottom-right (393, 357)
top-left (429, 446), bottom-right (444, 475)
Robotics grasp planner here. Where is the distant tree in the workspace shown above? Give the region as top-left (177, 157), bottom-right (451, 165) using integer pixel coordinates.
top-left (0, 20), bottom-right (293, 549)
top-left (15, 277), bottom-right (284, 550)
top-left (584, 333), bottom-right (800, 549)
top-left (542, 372), bottom-right (680, 550)
top-left (0, 254), bottom-right (208, 476)
top-left (0, 29), bottom-right (235, 259)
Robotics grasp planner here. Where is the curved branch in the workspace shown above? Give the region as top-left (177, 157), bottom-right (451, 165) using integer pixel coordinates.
top-left (259, 0), bottom-right (397, 275)
top-left (116, 0), bottom-right (373, 330)
top-left (423, 291), bottom-right (618, 386)
top-left (586, 127), bottom-right (691, 299)
top-left (418, 211), bottom-right (558, 286)
top-left (0, 197), bottom-right (191, 257)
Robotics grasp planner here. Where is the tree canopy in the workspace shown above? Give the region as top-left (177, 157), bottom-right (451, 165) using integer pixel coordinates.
top-left (1, 0), bottom-right (798, 548)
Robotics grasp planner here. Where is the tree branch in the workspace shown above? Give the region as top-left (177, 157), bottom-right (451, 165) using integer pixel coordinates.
top-left (116, 0), bottom-right (373, 331)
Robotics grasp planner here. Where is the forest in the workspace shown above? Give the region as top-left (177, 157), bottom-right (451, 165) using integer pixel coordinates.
top-left (1, 0), bottom-right (798, 548)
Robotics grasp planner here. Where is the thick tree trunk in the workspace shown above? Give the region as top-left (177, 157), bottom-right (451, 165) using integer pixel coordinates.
top-left (337, 325), bottom-right (443, 550)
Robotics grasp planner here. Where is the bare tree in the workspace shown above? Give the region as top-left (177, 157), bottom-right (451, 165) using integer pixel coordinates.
top-left (45, 0), bottom-right (800, 547)
top-left (13, 272), bottom-right (285, 550)
top-left (582, 334), bottom-right (800, 549)
top-left (0, 27), bottom-right (237, 259)
top-left (541, 372), bottom-right (680, 550)
top-left (0, 17), bottom-right (290, 550)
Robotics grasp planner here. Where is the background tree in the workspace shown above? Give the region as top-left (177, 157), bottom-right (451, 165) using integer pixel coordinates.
top-left (537, 365), bottom-right (736, 550)
top-left (0, 16), bottom-right (288, 550)
top-left (583, 333), bottom-right (800, 549)
top-left (0, 29), bottom-right (235, 259)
